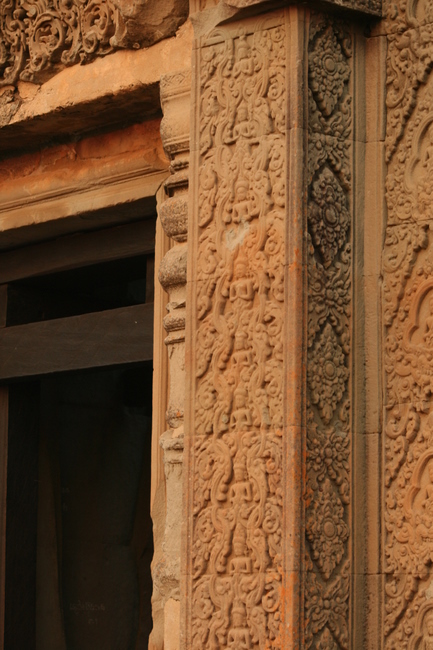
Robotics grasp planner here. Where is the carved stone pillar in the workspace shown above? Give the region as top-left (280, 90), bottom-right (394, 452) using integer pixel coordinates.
top-left (183, 10), bottom-right (304, 649)
top-left (152, 70), bottom-right (191, 650)
top-left (181, 5), bottom-right (375, 649)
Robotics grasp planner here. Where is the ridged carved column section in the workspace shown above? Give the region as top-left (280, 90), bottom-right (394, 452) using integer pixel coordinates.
top-left (383, 0), bottom-right (433, 646)
top-left (154, 70), bottom-right (191, 650)
top-left (183, 11), bottom-right (293, 650)
top-left (305, 15), bottom-right (354, 650)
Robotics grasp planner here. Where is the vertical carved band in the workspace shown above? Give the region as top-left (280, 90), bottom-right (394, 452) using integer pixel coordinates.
top-left (384, 0), bottom-right (433, 646)
top-left (185, 13), bottom-right (286, 650)
top-left (154, 69), bottom-right (191, 650)
top-left (305, 15), bottom-right (353, 649)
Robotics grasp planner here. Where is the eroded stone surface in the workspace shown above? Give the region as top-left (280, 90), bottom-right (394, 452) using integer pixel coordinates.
top-left (151, 68), bottom-right (191, 650)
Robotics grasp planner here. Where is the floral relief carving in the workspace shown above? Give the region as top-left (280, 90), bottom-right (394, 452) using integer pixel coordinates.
top-left (0, 0), bottom-right (187, 87)
top-left (306, 15), bottom-right (352, 650)
top-left (383, 0), bottom-right (433, 640)
top-left (187, 15), bottom-right (285, 650)
top-left (0, 0), bottom-right (118, 86)
top-left (306, 478), bottom-right (349, 580)
top-left (308, 323), bottom-right (349, 425)
top-left (309, 167), bottom-right (350, 268)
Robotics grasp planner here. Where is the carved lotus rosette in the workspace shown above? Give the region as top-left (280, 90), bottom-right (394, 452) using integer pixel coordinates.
top-left (308, 167), bottom-right (350, 269)
top-left (306, 479), bottom-right (349, 580)
top-left (308, 323), bottom-right (349, 426)
top-left (308, 20), bottom-right (351, 119)
top-left (307, 14), bottom-right (352, 649)
top-left (304, 558), bottom-right (350, 649)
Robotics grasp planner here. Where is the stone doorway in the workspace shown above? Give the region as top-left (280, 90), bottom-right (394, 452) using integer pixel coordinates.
top-left (0, 219), bottom-right (156, 649)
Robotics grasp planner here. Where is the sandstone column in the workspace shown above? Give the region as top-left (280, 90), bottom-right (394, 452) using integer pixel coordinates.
top-left (152, 70), bottom-right (191, 650)
top-left (181, 2), bottom-right (380, 648)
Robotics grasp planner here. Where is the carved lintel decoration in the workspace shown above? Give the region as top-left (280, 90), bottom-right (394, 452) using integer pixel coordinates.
top-left (383, 0), bottom-right (433, 645)
top-left (305, 14), bottom-right (352, 650)
top-left (0, 0), bottom-right (188, 88)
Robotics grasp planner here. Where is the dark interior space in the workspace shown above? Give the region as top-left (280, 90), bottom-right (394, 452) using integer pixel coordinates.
top-left (1, 230), bottom-right (155, 649)
top-left (5, 364), bottom-right (153, 650)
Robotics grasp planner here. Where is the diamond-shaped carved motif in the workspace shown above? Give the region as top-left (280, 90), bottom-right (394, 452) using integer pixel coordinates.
top-left (308, 323), bottom-right (349, 425)
top-left (306, 478), bottom-right (349, 580)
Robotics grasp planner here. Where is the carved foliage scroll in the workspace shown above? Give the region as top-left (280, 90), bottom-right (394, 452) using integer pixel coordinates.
top-left (0, 0), bottom-right (188, 87)
top-left (187, 15), bottom-right (286, 650)
top-left (305, 15), bottom-right (352, 650)
top-left (383, 0), bottom-right (433, 643)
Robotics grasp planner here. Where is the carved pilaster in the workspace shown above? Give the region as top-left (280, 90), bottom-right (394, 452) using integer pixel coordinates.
top-left (152, 69), bottom-right (191, 650)
top-left (305, 14), bottom-right (353, 649)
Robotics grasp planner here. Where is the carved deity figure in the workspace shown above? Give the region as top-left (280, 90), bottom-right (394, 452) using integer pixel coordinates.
top-left (230, 386), bottom-right (253, 430)
top-left (227, 599), bottom-right (253, 649)
top-left (422, 612), bottom-right (433, 649)
top-left (232, 180), bottom-right (254, 223)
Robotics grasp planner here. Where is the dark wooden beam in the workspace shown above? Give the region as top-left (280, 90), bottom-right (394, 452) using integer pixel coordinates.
top-left (4, 383), bottom-right (39, 650)
top-left (0, 303), bottom-right (153, 380)
top-left (0, 220), bottom-right (156, 285)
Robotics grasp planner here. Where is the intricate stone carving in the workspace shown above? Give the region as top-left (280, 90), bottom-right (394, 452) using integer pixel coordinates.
top-left (153, 69), bottom-right (191, 650)
top-left (306, 14), bottom-right (352, 650)
top-left (383, 0), bottom-right (433, 644)
top-left (0, 0), bottom-right (188, 88)
top-left (185, 14), bottom-right (285, 649)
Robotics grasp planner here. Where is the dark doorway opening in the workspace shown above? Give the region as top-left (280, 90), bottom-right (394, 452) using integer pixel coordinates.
top-left (0, 219), bottom-right (156, 650)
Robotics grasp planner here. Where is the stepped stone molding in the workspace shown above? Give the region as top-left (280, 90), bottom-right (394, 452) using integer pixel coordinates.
top-left (305, 14), bottom-right (353, 650)
top-left (0, 0), bottom-right (188, 88)
top-left (383, 0), bottom-right (433, 646)
top-left (152, 68), bottom-right (191, 650)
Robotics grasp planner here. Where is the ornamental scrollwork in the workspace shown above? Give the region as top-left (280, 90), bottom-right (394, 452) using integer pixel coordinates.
top-left (383, 0), bottom-right (433, 644)
top-left (0, 0), bottom-right (187, 88)
top-left (187, 14), bottom-right (286, 649)
top-left (306, 15), bottom-right (352, 649)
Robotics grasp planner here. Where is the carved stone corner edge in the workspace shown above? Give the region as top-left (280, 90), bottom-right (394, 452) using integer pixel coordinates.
top-left (153, 67), bottom-right (191, 650)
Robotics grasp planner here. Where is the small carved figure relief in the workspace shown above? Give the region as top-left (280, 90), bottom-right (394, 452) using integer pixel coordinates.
top-left (188, 17), bottom-right (286, 649)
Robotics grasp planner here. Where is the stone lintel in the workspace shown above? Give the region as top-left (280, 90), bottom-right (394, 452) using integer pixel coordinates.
top-left (0, 0), bottom-right (189, 89)
top-left (0, 21), bottom-right (193, 157)
top-left (0, 120), bottom-right (168, 250)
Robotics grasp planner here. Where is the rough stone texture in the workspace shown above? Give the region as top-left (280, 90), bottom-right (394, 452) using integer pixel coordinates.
top-left (0, 119), bottom-right (168, 249)
top-left (0, 0), bottom-right (188, 88)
